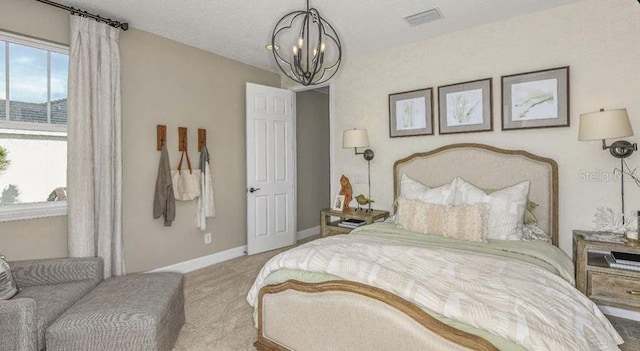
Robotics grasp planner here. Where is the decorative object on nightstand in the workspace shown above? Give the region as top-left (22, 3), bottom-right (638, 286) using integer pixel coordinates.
top-left (343, 129), bottom-right (374, 212)
top-left (355, 194), bottom-right (374, 211)
top-left (574, 230), bottom-right (640, 312)
top-left (592, 207), bottom-right (637, 234)
top-left (339, 175), bottom-right (353, 211)
top-left (579, 108), bottom-right (637, 224)
top-left (320, 208), bottom-right (389, 237)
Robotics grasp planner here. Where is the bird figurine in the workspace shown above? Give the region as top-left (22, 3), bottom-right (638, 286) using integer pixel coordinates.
top-left (355, 194), bottom-right (374, 212)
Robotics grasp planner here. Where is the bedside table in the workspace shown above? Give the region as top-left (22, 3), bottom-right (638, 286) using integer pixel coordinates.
top-left (573, 230), bottom-right (640, 312)
top-left (320, 208), bottom-right (390, 237)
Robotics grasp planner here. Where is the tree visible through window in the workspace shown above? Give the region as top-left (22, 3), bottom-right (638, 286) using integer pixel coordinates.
top-left (0, 31), bottom-right (68, 208)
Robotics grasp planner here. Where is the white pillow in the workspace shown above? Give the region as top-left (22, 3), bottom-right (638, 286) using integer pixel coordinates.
top-left (400, 173), bottom-right (456, 205)
top-left (453, 177), bottom-right (530, 240)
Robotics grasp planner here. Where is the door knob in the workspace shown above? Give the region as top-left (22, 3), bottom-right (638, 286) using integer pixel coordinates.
top-left (249, 187), bottom-right (261, 193)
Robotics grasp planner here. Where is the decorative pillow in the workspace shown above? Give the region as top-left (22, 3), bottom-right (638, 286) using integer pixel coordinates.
top-left (444, 204), bottom-right (486, 242)
top-left (400, 173), bottom-right (456, 205)
top-left (397, 197), bottom-right (446, 235)
top-left (522, 224), bottom-right (551, 242)
top-left (524, 200), bottom-right (539, 225)
top-left (453, 177), bottom-right (530, 240)
top-left (397, 198), bottom-right (486, 242)
top-left (0, 254), bottom-right (18, 300)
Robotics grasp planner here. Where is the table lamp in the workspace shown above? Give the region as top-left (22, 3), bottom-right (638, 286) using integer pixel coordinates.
top-left (579, 108), bottom-right (637, 224)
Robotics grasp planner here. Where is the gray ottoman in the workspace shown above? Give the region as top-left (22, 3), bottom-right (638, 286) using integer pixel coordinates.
top-left (46, 272), bottom-right (184, 351)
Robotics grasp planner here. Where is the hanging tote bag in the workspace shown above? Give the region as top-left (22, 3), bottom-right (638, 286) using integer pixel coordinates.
top-left (171, 151), bottom-right (201, 201)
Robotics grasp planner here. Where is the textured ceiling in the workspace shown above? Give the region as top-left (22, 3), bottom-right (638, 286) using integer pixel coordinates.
top-left (50, 0), bottom-right (582, 72)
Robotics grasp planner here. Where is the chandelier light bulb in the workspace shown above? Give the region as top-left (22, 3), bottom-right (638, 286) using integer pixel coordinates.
top-left (298, 38), bottom-right (304, 48)
top-left (321, 42), bottom-right (326, 52)
top-left (293, 46), bottom-right (298, 55)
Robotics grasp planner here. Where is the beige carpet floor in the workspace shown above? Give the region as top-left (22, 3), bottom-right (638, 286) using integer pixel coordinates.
top-left (172, 238), bottom-right (640, 351)
top-left (173, 245), bottom-right (288, 351)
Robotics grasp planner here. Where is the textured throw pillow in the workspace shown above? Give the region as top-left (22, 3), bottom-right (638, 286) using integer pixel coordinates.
top-left (400, 173), bottom-right (456, 205)
top-left (453, 177), bottom-right (530, 240)
top-left (522, 224), bottom-right (551, 242)
top-left (397, 197), bottom-right (446, 235)
top-left (0, 254), bottom-right (18, 300)
top-left (444, 203), bottom-right (486, 242)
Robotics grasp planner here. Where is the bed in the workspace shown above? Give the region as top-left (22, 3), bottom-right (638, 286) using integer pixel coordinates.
top-left (247, 143), bottom-right (623, 351)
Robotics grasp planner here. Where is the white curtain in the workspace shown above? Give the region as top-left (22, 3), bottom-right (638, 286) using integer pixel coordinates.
top-left (67, 16), bottom-right (124, 278)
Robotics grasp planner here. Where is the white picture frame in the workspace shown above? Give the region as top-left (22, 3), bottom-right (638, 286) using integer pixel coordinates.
top-left (332, 195), bottom-right (346, 211)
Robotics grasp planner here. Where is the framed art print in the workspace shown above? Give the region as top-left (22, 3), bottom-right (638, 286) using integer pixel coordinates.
top-left (438, 78), bottom-right (492, 134)
top-left (389, 88), bottom-right (434, 138)
top-left (501, 66), bottom-right (570, 130)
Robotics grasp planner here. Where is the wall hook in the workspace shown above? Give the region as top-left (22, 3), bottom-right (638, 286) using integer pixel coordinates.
top-left (157, 125), bottom-right (167, 151)
top-left (198, 129), bottom-right (207, 152)
top-left (178, 127), bottom-right (188, 151)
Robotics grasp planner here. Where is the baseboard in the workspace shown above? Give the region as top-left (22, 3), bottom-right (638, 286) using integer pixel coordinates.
top-left (599, 305), bottom-right (640, 321)
top-left (149, 245), bottom-right (247, 274)
top-left (149, 229), bottom-right (318, 274)
top-left (297, 226), bottom-right (320, 240)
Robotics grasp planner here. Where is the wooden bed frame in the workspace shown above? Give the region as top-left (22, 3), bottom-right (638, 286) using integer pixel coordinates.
top-left (255, 143), bottom-right (559, 351)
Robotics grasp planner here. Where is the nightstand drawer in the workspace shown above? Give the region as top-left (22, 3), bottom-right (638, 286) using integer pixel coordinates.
top-left (588, 271), bottom-right (640, 309)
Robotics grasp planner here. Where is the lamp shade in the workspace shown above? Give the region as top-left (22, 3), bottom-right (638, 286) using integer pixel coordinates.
top-left (579, 109), bottom-right (633, 141)
top-left (343, 129), bottom-right (369, 148)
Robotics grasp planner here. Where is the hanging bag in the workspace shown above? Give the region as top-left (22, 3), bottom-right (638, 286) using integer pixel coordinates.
top-left (171, 151), bottom-right (201, 201)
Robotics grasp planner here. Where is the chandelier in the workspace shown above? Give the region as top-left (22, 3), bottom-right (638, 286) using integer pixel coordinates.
top-left (271, 0), bottom-right (342, 86)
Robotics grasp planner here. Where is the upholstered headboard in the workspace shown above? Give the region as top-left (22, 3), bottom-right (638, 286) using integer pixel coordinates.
top-left (393, 144), bottom-right (559, 246)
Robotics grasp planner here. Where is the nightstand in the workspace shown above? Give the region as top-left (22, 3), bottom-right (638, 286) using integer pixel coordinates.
top-left (573, 230), bottom-right (640, 312)
top-left (320, 208), bottom-right (390, 237)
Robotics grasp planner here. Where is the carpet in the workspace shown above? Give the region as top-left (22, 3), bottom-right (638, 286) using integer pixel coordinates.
top-left (172, 238), bottom-right (640, 350)
top-left (173, 245), bottom-right (287, 351)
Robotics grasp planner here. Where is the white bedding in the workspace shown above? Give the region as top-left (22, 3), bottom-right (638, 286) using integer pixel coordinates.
top-left (248, 226), bottom-right (622, 351)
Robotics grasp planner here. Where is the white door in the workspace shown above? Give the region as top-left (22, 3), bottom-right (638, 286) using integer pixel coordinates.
top-left (246, 83), bottom-right (296, 255)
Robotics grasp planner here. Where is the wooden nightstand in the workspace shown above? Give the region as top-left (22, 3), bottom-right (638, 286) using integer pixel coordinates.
top-left (320, 208), bottom-right (390, 237)
top-left (574, 230), bottom-right (640, 312)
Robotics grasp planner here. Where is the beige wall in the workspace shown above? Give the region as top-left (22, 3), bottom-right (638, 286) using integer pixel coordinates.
top-left (330, 0), bottom-right (640, 255)
top-left (296, 90), bottom-right (330, 231)
top-left (0, 0), bottom-right (281, 272)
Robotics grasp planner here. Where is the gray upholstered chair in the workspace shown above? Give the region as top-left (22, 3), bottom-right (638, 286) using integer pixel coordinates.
top-left (0, 257), bottom-right (103, 351)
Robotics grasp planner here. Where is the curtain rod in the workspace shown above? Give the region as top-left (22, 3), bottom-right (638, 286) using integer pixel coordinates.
top-left (35, 0), bottom-right (129, 31)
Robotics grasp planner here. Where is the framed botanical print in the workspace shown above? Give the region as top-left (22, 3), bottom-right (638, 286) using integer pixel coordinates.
top-left (389, 88), bottom-right (434, 138)
top-left (438, 78), bottom-right (492, 134)
top-left (501, 66), bottom-right (570, 130)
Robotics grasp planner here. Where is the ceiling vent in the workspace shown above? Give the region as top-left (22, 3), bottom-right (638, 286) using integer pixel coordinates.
top-left (404, 8), bottom-right (444, 27)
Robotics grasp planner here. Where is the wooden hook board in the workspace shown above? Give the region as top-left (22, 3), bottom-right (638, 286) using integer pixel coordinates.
top-left (178, 127), bottom-right (188, 151)
top-left (198, 129), bottom-right (207, 151)
top-left (157, 125), bottom-right (167, 151)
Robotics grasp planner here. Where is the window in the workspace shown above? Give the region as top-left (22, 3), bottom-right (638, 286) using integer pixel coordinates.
top-left (0, 31), bottom-right (69, 221)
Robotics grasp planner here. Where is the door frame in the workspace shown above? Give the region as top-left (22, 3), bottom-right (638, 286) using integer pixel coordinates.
top-left (288, 82), bottom-right (334, 240)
